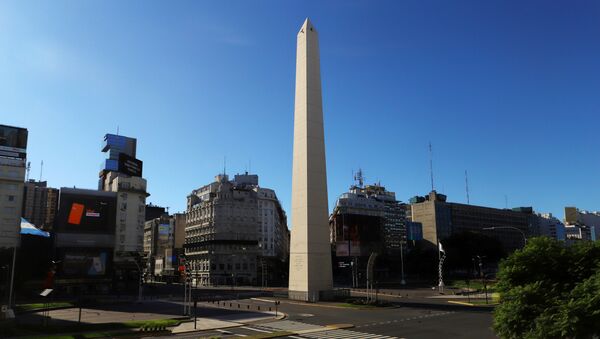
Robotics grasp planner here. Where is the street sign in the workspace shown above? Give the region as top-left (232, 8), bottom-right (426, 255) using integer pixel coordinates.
top-left (40, 289), bottom-right (53, 297)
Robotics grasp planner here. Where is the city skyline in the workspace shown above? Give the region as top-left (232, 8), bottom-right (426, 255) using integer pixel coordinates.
top-left (3, 1), bottom-right (600, 223)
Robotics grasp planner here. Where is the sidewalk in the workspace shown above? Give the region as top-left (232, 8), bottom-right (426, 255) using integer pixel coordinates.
top-left (171, 302), bottom-right (284, 334)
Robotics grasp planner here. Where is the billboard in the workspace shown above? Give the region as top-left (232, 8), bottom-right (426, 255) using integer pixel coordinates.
top-left (0, 124), bottom-right (28, 159)
top-left (60, 249), bottom-right (110, 277)
top-left (56, 190), bottom-right (116, 233)
top-left (334, 213), bottom-right (383, 257)
top-left (158, 223), bottom-right (170, 241)
top-left (118, 153), bottom-right (143, 177)
top-left (335, 241), bottom-right (362, 257)
top-left (406, 221), bottom-right (423, 241)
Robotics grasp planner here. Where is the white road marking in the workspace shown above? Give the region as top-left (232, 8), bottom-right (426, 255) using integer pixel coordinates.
top-left (240, 326), bottom-right (272, 333)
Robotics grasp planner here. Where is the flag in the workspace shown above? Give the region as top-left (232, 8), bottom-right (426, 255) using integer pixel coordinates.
top-left (439, 241), bottom-right (445, 254)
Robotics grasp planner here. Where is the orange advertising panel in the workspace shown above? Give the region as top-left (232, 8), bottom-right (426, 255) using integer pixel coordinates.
top-left (68, 203), bottom-right (85, 225)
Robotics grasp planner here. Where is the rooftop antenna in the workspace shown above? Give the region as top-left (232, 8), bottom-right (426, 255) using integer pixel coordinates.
top-left (116, 126), bottom-right (119, 136)
top-left (429, 142), bottom-right (435, 191)
top-left (26, 161), bottom-right (31, 181)
top-left (354, 168), bottom-right (364, 188)
top-left (465, 170), bottom-right (470, 204)
top-left (39, 160), bottom-right (43, 182)
top-left (249, 159), bottom-right (251, 174)
top-left (223, 156), bottom-right (227, 176)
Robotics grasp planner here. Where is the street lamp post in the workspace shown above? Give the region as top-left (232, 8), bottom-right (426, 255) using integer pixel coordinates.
top-left (129, 258), bottom-right (143, 303)
top-left (399, 240), bottom-right (406, 286)
top-left (482, 226), bottom-right (527, 247)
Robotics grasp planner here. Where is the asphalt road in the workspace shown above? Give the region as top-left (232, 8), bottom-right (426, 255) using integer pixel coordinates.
top-left (160, 297), bottom-right (497, 339)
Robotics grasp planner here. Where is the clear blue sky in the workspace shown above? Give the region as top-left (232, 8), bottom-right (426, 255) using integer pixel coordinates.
top-left (2, 1), bottom-right (599, 223)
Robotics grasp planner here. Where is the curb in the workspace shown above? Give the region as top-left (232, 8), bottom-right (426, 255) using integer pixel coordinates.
top-left (394, 300), bottom-right (495, 312)
top-left (447, 300), bottom-right (498, 308)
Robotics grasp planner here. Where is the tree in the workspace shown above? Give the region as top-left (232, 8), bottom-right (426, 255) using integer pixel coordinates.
top-left (493, 237), bottom-right (600, 338)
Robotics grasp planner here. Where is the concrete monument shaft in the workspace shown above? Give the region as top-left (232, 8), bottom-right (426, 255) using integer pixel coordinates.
top-left (288, 18), bottom-right (333, 302)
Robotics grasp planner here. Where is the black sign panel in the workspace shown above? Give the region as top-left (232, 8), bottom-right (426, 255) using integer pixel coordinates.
top-left (118, 153), bottom-right (143, 177)
top-left (56, 192), bottom-right (116, 234)
top-left (0, 124), bottom-right (28, 159)
top-left (58, 248), bottom-right (112, 277)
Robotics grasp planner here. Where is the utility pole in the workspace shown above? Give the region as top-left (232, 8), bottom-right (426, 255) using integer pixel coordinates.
top-left (400, 240), bottom-right (406, 285)
top-left (465, 170), bottom-right (470, 204)
top-left (429, 142), bottom-right (434, 191)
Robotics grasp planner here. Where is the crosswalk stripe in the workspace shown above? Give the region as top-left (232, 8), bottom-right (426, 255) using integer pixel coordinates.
top-left (240, 326), bottom-right (272, 333)
top-left (258, 320), bottom-right (399, 339)
top-left (303, 330), bottom-right (396, 339)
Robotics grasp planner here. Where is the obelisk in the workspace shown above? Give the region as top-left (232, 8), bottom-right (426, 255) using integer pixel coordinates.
top-left (288, 18), bottom-right (333, 302)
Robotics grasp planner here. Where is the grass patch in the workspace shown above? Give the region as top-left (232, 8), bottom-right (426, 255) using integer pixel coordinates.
top-left (15, 302), bottom-right (74, 312)
top-left (124, 318), bottom-right (180, 328)
top-left (448, 280), bottom-right (496, 291)
top-left (0, 318), bottom-right (182, 338)
top-left (335, 303), bottom-right (380, 309)
top-left (468, 300), bottom-right (499, 306)
top-left (17, 332), bottom-right (124, 339)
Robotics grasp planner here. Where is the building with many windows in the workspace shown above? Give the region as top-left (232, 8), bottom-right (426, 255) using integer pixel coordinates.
top-left (410, 191), bottom-right (534, 252)
top-left (22, 180), bottom-right (59, 230)
top-left (0, 124), bottom-right (28, 250)
top-left (329, 177), bottom-right (407, 285)
top-left (98, 134), bottom-right (148, 278)
top-left (185, 173), bottom-right (288, 286)
top-left (564, 207), bottom-right (600, 241)
top-left (534, 213), bottom-right (566, 241)
top-left (144, 212), bottom-right (186, 280)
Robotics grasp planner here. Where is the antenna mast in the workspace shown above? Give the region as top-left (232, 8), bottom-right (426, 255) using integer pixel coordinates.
top-left (26, 161), bottom-right (31, 181)
top-left (39, 160), bottom-right (43, 182)
top-left (429, 142), bottom-right (434, 191)
top-left (354, 168), bottom-right (364, 188)
top-left (465, 170), bottom-right (470, 204)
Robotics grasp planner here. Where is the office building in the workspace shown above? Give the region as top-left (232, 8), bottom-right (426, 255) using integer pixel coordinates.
top-left (564, 207), bottom-right (600, 241)
top-left (144, 212), bottom-right (186, 280)
top-left (410, 191), bottom-right (533, 252)
top-left (54, 187), bottom-right (117, 293)
top-left (98, 134), bottom-right (148, 275)
top-left (330, 179), bottom-right (406, 258)
top-left (22, 180), bottom-right (59, 230)
top-left (145, 203), bottom-right (166, 221)
top-left (185, 173), bottom-right (288, 286)
top-left (0, 125), bottom-right (28, 249)
top-left (534, 213), bottom-right (566, 241)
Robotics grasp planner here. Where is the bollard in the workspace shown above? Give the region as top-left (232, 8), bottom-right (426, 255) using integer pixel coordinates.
top-left (269, 307), bottom-right (271, 311)
top-left (258, 306), bottom-right (260, 311)
top-left (230, 303), bottom-right (232, 307)
top-left (247, 305), bottom-right (250, 309)
top-left (238, 304), bottom-right (240, 308)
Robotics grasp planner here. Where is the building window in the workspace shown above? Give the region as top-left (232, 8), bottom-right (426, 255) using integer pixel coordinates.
top-left (7, 195), bottom-right (14, 202)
